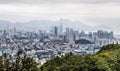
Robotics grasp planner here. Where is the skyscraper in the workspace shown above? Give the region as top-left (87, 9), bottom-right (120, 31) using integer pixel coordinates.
top-left (65, 28), bottom-right (70, 42)
top-left (52, 26), bottom-right (58, 36)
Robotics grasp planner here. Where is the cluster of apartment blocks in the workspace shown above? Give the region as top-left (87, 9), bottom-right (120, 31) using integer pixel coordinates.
top-left (0, 28), bottom-right (119, 66)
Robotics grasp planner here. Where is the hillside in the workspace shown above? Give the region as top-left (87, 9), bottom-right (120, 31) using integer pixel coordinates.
top-left (0, 19), bottom-right (114, 32)
top-left (40, 44), bottom-right (120, 71)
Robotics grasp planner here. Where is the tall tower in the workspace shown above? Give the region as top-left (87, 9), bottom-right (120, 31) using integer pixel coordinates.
top-left (60, 18), bottom-right (63, 33)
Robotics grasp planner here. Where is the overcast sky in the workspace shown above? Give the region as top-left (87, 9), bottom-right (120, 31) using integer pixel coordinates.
top-left (0, 0), bottom-right (120, 33)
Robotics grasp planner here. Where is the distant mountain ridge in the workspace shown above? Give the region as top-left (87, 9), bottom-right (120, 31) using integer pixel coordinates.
top-left (0, 19), bottom-right (114, 32)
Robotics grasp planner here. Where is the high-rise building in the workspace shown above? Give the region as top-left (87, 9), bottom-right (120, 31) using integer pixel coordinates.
top-left (69, 28), bottom-right (74, 40)
top-left (97, 30), bottom-right (103, 39)
top-left (52, 26), bottom-right (58, 36)
top-left (97, 30), bottom-right (113, 39)
top-left (73, 31), bottom-right (79, 40)
top-left (65, 28), bottom-right (70, 42)
top-left (88, 32), bottom-right (93, 40)
top-left (109, 31), bottom-right (113, 39)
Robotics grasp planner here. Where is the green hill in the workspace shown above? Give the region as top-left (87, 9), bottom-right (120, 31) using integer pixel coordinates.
top-left (40, 44), bottom-right (120, 71)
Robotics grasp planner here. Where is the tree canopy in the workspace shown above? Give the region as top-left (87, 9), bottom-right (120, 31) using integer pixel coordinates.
top-left (41, 44), bottom-right (120, 71)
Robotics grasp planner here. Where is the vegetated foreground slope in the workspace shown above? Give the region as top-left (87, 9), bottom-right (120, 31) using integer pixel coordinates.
top-left (40, 44), bottom-right (120, 71)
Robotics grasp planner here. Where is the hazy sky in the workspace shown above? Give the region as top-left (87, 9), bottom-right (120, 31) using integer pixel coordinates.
top-left (0, 0), bottom-right (120, 31)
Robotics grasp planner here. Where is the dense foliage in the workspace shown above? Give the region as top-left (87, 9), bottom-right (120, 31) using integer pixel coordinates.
top-left (41, 44), bottom-right (120, 71)
top-left (0, 53), bottom-right (40, 71)
top-left (0, 56), bottom-right (40, 71)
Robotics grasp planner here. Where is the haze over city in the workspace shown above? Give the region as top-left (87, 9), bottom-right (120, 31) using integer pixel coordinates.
top-left (0, 0), bottom-right (120, 34)
top-left (1, 0), bottom-right (120, 70)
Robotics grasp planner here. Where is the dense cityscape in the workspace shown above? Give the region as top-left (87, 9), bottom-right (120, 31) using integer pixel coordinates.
top-left (0, 25), bottom-right (119, 66)
top-left (0, 0), bottom-right (120, 70)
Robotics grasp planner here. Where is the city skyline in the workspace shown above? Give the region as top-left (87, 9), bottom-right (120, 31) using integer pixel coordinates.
top-left (0, 0), bottom-right (120, 70)
top-left (0, 19), bottom-right (119, 35)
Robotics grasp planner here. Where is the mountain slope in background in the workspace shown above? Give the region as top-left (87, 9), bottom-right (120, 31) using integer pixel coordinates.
top-left (93, 25), bottom-right (113, 31)
top-left (0, 20), bottom-right (14, 29)
top-left (0, 19), bottom-right (114, 32)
